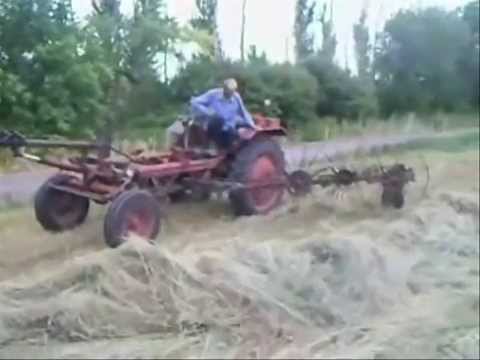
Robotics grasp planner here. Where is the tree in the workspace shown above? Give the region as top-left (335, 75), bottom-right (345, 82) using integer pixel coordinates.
top-left (375, 7), bottom-right (472, 115)
top-left (458, 1), bottom-right (479, 108)
top-left (353, 6), bottom-right (378, 118)
top-left (89, 0), bottom-right (128, 155)
top-left (0, 0), bottom-right (77, 82)
top-left (317, 1), bottom-right (337, 63)
top-left (304, 55), bottom-right (374, 120)
top-left (88, 0), bottom-right (181, 146)
top-left (462, 0), bottom-right (479, 39)
top-left (240, 0), bottom-right (247, 64)
top-left (294, 0), bottom-right (316, 62)
top-left (0, 0), bottom-right (110, 137)
top-left (190, 0), bottom-right (223, 61)
top-left (119, 0), bottom-right (181, 132)
top-left (247, 45), bottom-right (268, 65)
top-left (227, 62), bottom-right (318, 125)
top-left (353, 7), bottom-right (371, 81)
top-left (128, 0), bottom-right (174, 81)
top-left (191, 0), bottom-right (217, 33)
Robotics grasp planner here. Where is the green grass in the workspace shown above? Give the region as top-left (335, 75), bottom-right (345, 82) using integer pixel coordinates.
top-left (298, 113), bottom-right (479, 142)
top-left (393, 129), bottom-right (479, 155)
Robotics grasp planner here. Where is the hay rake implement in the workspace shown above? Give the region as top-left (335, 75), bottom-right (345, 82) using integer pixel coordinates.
top-left (0, 116), bottom-right (415, 248)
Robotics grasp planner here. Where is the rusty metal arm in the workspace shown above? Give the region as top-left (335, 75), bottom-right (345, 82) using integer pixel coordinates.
top-left (0, 130), bottom-right (138, 165)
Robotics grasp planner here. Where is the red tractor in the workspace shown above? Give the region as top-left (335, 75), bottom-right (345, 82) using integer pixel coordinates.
top-left (0, 115), bottom-right (415, 249)
top-left (1, 114), bottom-right (293, 248)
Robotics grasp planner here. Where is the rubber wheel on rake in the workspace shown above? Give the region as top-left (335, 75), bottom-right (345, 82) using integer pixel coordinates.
top-left (288, 170), bottom-right (313, 197)
top-left (228, 139), bottom-right (286, 216)
top-left (104, 190), bottom-right (162, 248)
top-left (168, 189), bottom-right (188, 203)
top-left (381, 187), bottom-right (405, 209)
top-left (34, 174), bottom-right (90, 232)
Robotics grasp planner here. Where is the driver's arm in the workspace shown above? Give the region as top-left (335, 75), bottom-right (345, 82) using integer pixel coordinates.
top-left (190, 90), bottom-right (216, 118)
top-left (236, 94), bottom-right (255, 128)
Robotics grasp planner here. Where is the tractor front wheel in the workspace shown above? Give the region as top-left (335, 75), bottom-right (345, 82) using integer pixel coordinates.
top-left (104, 190), bottom-right (162, 248)
top-left (34, 174), bottom-right (90, 232)
top-left (228, 139), bottom-right (286, 216)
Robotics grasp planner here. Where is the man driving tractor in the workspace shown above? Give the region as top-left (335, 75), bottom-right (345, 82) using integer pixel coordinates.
top-left (166, 78), bottom-right (260, 151)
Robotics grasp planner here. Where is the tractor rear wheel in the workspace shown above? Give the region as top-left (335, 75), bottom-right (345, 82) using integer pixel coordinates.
top-left (104, 190), bottom-right (162, 248)
top-left (34, 174), bottom-right (90, 232)
top-left (228, 139), bottom-right (286, 216)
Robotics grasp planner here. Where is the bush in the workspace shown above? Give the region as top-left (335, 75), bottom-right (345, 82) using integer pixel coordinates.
top-left (302, 55), bottom-right (377, 121)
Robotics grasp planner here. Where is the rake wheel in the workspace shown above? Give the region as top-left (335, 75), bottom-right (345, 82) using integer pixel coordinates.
top-left (104, 190), bottom-right (162, 248)
top-left (34, 174), bottom-right (90, 232)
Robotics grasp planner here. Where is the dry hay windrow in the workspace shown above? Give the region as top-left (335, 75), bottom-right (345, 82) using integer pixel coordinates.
top-left (0, 185), bottom-right (478, 359)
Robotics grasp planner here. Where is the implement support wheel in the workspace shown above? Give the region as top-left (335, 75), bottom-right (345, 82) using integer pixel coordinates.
top-left (34, 174), bottom-right (90, 232)
top-left (229, 139), bottom-right (286, 216)
top-left (381, 186), bottom-right (405, 209)
top-left (104, 190), bottom-right (162, 248)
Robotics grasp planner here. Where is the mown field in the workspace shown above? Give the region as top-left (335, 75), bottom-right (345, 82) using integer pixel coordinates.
top-left (0, 129), bottom-right (478, 359)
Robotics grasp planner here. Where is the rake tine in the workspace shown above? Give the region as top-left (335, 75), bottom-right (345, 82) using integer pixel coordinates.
top-left (298, 144), bottom-right (308, 169)
top-left (419, 154), bottom-right (431, 199)
top-left (305, 148), bottom-right (323, 170)
top-left (324, 153), bottom-right (340, 173)
top-left (311, 164), bottom-right (331, 178)
top-left (373, 152), bottom-right (386, 175)
top-left (352, 180), bottom-right (366, 204)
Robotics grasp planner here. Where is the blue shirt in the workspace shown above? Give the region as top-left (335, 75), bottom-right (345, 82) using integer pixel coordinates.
top-left (190, 88), bottom-right (255, 128)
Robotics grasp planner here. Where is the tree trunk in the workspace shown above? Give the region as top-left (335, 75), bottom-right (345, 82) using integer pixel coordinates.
top-left (240, 0), bottom-right (247, 63)
top-left (164, 39), bottom-right (169, 84)
top-left (96, 76), bottom-right (121, 159)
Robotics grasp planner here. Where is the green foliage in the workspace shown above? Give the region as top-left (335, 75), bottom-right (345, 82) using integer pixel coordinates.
top-left (31, 35), bottom-right (111, 136)
top-left (240, 63), bottom-right (318, 125)
top-left (1, 33), bottom-right (112, 137)
top-left (0, 0), bottom-right (74, 66)
top-left (180, 26), bottom-right (217, 61)
top-left (190, 0), bottom-right (223, 61)
top-left (0, 0), bottom-right (477, 145)
top-left (353, 8), bottom-right (371, 81)
top-left (0, 0), bottom-right (110, 137)
top-left (458, 1), bottom-right (480, 108)
top-left (294, 0), bottom-right (316, 61)
top-left (247, 45), bottom-right (268, 66)
top-left (375, 6), bottom-right (474, 115)
top-left (462, 0), bottom-right (479, 37)
top-left (394, 129), bottom-right (479, 154)
top-left (169, 56), bottom-right (219, 102)
top-left (317, 2), bottom-right (337, 63)
top-left (191, 0), bottom-right (217, 34)
top-left (128, 0), bottom-right (176, 80)
top-left (303, 55), bottom-right (376, 120)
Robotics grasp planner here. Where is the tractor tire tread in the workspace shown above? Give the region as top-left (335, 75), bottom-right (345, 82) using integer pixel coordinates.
top-left (104, 190), bottom-right (162, 249)
top-left (228, 138), bottom-right (285, 216)
top-left (34, 173), bottom-right (90, 232)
